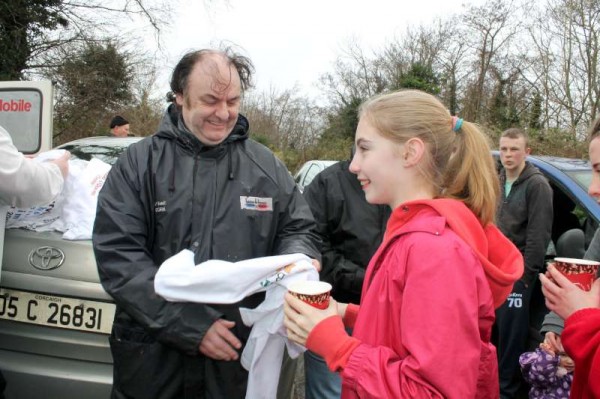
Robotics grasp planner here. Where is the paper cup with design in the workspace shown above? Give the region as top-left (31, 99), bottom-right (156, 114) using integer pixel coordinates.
top-left (288, 281), bottom-right (332, 309)
top-left (553, 257), bottom-right (600, 291)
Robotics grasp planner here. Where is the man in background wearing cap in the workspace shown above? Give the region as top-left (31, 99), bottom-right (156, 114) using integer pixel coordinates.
top-left (109, 115), bottom-right (131, 137)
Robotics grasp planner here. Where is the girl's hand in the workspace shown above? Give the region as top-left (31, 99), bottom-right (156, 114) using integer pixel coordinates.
top-left (283, 292), bottom-right (338, 346)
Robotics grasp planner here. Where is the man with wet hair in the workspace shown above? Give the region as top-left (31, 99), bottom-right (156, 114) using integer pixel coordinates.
top-left (93, 48), bottom-right (320, 398)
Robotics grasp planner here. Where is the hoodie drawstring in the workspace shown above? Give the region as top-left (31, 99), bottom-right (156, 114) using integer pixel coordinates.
top-left (169, 144), bottom-right (176, 192)
top-left (228, 147), bottom-right (234, 180)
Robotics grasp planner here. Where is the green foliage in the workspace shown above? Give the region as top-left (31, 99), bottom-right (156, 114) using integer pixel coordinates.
top-left (278, 124), bottom-right (590, 173)
top-left (488, 78), bottom-right (521, 130)
top-left (251, 133), bottom-right (275, 149)
top-left (528, 128), bottom-right (588, 158)
top-left (310, 135), bottom-right (354, 162)
top-left (51, 40), bottom-right (135, 142)
top-left (58, 41), bottom-right (133, 108)
top-left (395, 63), bottom-right (440, 95)
top-left (282, 135), bottom-right (353, 174)
top-left (528, 92), bottom-right (542, 130)
top-left (321, 97), bottom-right (363, 142)
top-left (119, 88), bottom-right (163, 137)
top-left (487, 125), bottom-right (588, 158)
top-left (274, 149), bottom-right (303, 174)
top-left (306, 63), bottom-right (441, 171)
top-left (0, 0), bottom-right (67, 80)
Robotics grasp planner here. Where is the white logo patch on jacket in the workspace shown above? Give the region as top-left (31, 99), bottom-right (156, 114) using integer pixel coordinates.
top-left (240, 196), bottom-right (273, 212)
top-left (155, 200), bottom-right (167, 213)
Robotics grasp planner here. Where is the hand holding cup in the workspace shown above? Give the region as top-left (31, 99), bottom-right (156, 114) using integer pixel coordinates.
top-left (284, 281), bottom-right (337, 346)
top-left (552, 257), bottom-right (600, 291)
top-left (540, 263), bottom-right (600, 320)
top-left (287, 281), bottom-right (332, 309)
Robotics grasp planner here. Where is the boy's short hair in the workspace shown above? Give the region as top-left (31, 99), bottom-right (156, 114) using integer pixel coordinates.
top-left (501, 128), bottom-right (529, 146)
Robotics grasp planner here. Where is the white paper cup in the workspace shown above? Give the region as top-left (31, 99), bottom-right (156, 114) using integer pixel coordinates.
top-left (288, 281), bottom-right (332, 309)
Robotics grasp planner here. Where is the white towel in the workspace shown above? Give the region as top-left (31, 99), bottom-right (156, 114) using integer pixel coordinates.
top-left (154, 250), bottom-right (318, 399)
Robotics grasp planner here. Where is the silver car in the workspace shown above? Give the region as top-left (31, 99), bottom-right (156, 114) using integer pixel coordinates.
top-left (293, 160), bottom-right (338, 193)
top-left (0, 136), bottom-right (141, 399)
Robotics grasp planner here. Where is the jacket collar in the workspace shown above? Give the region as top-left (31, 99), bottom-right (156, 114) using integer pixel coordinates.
top-left (382, 202), bottom-right (446, 244)
top-left (500, 161), bottom-right (541, 185)
top-left (372, 199), bottom-right (523, 309)
top-left (155, 104), bottom-right (250, 155)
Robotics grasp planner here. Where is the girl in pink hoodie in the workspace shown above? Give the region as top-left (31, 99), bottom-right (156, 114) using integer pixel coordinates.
top-left (284, 90), bottom-right (523, 398)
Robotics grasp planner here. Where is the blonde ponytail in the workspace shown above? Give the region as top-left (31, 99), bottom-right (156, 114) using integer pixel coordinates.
top-left (443, 121), bottom-right (499, 225)
top-left (359, 90), bottom-right (499, 225)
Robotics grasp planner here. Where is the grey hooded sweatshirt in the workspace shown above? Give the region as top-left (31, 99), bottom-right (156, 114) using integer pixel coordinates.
top-left (498, 161), bottom-right (553, 286)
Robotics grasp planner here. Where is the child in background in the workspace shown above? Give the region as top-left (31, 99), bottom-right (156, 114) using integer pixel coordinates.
top-left (519, 341), bottom-right (574, 398)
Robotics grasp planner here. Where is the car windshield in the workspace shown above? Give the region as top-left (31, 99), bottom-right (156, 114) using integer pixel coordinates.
top-left (58, 141), bottom-right (134, 165)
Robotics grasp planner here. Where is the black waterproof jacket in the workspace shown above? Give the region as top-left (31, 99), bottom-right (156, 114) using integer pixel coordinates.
top-left (92, 105), bottom-right (320, 399)
top-left (498, 162), bottom-right (553, 286)
top-left (303, 160), bottom-right (390, 304)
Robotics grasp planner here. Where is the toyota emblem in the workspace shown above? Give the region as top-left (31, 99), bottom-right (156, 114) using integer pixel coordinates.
top-left (28, 246), bottom-right (65, 271)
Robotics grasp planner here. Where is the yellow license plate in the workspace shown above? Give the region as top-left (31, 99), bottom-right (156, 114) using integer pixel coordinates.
top-left (0, 288), bottom-right (115, 334)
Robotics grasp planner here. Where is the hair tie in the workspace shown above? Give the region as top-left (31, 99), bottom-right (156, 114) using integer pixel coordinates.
top-left (452, 116), bottom-right (463, 132)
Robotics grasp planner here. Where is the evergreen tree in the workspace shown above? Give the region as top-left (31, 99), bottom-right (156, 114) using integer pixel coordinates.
top-left (528, 92), bottom-right (542, 130)
top-left (0, 0), bottom-right (67, 80)
top-left (395, 63), bottom-right (441, 95)
top-left (321, 96), bottom-right (363, 142)
top-left (50, 41), bottom-right (134, 141)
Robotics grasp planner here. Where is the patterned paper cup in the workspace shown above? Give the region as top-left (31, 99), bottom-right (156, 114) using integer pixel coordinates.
top-left (553, 257), bottom-right (600, 291)
top-left (288, 281), bottom-right (332, 309)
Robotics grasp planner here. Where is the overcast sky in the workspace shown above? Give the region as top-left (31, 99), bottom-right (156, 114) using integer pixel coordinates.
top-left (150, 0), bottom-right (484, 100)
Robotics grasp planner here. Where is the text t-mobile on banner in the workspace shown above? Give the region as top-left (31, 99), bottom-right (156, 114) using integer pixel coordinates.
top-left (0, 80), bottom-right (54, 154)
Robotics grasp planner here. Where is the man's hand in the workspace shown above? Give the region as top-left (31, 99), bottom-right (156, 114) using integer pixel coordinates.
top-left (540, 263), bottom-right (600, 320)
top-left (50, 150), bottom-right (70, 178)
top-left (199, 319), bottom-right (241, 361)
top-left (311, 259), bottom-right (321, 272)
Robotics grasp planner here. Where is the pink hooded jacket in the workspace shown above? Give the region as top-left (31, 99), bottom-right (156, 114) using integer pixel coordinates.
top-left (307, 199), bottom-right (523, 398)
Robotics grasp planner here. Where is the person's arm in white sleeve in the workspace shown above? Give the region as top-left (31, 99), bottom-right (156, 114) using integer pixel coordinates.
top-left (0, 126), bottom-right (69, 207)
